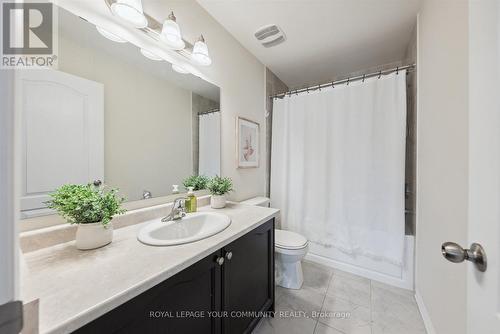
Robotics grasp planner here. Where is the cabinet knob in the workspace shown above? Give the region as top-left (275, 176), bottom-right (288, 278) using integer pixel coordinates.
top-left (225, 251), bottom-right (233, 260)
top-left (216, 257), bottom-right (225, 266)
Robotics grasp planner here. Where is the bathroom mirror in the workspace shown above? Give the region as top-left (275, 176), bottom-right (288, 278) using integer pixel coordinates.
top-left (18, 6), bottom-right (221, 220)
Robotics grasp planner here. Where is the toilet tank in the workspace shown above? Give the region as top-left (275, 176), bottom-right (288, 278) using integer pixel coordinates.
top-left (240, 197), bottom-right (270, 207)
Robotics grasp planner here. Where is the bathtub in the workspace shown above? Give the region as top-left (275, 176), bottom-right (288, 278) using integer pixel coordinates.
top-left (304, 235), bottom-right (415, 290)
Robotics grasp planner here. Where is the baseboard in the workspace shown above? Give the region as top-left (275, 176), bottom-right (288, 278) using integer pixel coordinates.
top-left (414, 290), bottom-right (436, 334)
top-left (304, 236), bottom-right (415, 291)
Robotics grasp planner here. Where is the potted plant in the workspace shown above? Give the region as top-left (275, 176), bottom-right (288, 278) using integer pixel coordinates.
top-left (206, 176), bottom-right (233, 209)
top-left (46, 183), bottom-right (126, 250)
top-left (182, 175), bottom-right (210, 191)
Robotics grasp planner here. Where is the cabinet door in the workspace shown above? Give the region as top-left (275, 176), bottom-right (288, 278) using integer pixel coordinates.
top-left (222, 219), bottom-right (275, 334)
top-left (74, 251), bottom-right (223, 334)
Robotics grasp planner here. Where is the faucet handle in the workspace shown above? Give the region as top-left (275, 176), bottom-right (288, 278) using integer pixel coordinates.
top-left (173, 197), bottom-right (186, 207)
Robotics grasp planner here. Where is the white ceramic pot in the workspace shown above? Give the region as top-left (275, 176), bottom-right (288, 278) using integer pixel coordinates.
top-left (76, 222), bottom-right (113, 250)
top-left (210, 195), bottom-right (227, 209)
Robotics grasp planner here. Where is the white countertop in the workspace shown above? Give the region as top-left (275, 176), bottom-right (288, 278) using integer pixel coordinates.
top-left (21, 203), bottom-right (279, 334)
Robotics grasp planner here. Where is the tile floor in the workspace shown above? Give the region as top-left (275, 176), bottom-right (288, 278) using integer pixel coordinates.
top-left (253, 260), bottom-right (426, 334)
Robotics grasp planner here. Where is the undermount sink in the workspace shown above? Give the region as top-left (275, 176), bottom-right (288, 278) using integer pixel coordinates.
top-left (137, 212), bottom-right (231, 246)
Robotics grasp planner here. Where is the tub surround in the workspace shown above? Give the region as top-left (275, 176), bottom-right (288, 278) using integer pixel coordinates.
top-left (21, 202), bottom-right (279, 334)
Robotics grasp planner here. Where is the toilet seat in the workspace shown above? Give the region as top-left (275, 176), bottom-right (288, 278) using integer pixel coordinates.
top-left (275, 229), bottom-right (308, 250)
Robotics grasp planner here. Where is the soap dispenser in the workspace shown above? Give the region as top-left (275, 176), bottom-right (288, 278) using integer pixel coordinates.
top-left (186, 187), bottom-right (197, 213)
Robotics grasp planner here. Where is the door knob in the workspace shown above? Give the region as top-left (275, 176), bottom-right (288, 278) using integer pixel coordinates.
top-left (441, 242), bottom-right (487, 272)
top-left (225, 251), bottom-right (233, 260)
top-left (216, 256), bottom-right (225, 266)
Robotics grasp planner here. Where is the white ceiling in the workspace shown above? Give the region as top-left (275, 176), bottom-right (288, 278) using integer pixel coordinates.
top-left (198, 0), bottom-right (421, 88)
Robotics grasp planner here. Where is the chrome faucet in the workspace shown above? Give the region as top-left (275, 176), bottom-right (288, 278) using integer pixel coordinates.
top-left (161, 197), bottom-right (187, 222)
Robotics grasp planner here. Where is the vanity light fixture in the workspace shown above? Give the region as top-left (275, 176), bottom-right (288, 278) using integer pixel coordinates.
top-left (172, 63), bottom-right (189, 74)
top-left (161, 12), bottom-right (185, 50)
top-left (111, 0), bottom-right (148, 28)
top-left (140, 48), bottom-right (163, 61)
top-left (96, 26), bottom-right (127, 43)
top-left (103, 0), bottom-right (214, 67)
top-left (192, 35), bottom-right (212, 66)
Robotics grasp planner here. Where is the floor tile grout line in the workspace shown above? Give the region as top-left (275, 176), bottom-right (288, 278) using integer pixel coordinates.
top-left (317, 269), bottom-right (349, 334)
top-left (315, 269), bottom-right (335, 332)
top-left (318, 321), bottom-right (349, 334)
top-left (312, 319), bottom-right (319, 334)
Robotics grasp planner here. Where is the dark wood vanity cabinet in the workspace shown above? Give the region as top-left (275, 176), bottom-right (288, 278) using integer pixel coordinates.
top-left (74, 219), bottom-right (274, 334)
top-left (222, 220), bottom-right (275, 334)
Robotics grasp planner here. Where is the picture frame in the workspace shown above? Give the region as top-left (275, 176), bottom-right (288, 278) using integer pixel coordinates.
top-left (236, 117), bottom-right (260, 168)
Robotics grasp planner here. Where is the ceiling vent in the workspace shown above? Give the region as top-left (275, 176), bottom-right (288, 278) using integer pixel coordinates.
top-left (254, 24), bottom-right (286, 48)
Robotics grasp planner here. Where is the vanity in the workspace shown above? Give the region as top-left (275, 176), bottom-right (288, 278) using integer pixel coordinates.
top-left (75, 217), bottom-right (275, 334)
top-left (21, 203), bottom-right (278, 334)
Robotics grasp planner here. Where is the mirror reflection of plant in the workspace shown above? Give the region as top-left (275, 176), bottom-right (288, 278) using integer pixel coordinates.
top-left (207, 176), bottom-right (233, 196)
top-left (45, 183), bottom-right (126, 227)
top-left (182, 175), bottom-right (210, 191)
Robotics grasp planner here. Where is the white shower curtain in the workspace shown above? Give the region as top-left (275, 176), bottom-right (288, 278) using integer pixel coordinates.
top-left (271, 71), bottom-right (407, 266)
top-left (198, 112), bottom-right (221, 177)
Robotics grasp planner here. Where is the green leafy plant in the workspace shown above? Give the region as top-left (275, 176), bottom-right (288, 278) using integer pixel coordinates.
top-left (182, 175), bottom-right (210, 191)
top-left (207, 176), bottom-right (233, 196)
top-left (46, 184), bottom-right (126, 227)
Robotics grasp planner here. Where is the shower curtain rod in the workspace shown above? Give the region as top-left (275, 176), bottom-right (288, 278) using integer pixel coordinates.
top-left (198, 108), bottom-right (220, 116)
top-left (270, 63), bottom-right (416, 99)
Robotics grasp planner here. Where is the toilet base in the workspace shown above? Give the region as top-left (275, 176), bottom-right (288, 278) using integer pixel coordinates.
top-left (275, 253), bottom-right (304, 289)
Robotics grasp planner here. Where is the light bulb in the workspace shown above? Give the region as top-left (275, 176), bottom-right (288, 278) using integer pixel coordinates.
top-left (96, 26), bottom-right (127, 43)
top-left (111, 0), bottom-right (148, 28)
top-left (192, 35), bottom-right (212, 66)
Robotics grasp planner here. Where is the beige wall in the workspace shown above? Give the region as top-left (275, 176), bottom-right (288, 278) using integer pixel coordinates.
top-left (144, 1), bottom-right (266, 202)
top-left (58, 33), bottom-right (193, 201)
top-left (416, 0), bottom-right (469, 333)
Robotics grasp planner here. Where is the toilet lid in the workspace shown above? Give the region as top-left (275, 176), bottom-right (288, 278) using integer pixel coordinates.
top-left (275, 229), bottom-right (308, 249)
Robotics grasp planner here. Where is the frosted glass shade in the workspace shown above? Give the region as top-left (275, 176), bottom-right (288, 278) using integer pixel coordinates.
top-left (111, 0), bottom-right (148, 28)
top-left (140, 48), bottom-right (162, 61)
top-left (192, 38), bottom-right (211, 66)
top-left (161, 18), bottom-right (185, 50)
top-left (96, 26), bottom-right (127, 43)
top-left (172, 64), bottom-right (189, 74)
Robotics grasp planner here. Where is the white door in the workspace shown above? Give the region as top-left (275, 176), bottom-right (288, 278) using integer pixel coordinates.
top-left (15, 70), bottom-right (104, 218)
top-left (467, 0), bottom-right (500, 332)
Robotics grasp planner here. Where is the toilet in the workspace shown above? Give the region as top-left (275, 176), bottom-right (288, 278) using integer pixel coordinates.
top-left (240, 197), bottom-right (309, 289)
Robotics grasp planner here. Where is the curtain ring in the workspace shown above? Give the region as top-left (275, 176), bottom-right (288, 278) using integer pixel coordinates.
top-left (288, 91), bottom-right (292, 97)
top-left (396, 66), bottom-right (399, 75)
top-left (378, 71), bottom-right (382, 79)
top-left (307, 87), bottom-right (310, 93)
top-left (295, 90), bottom-right (298, 96)
top-left (362, 74), bottom-right (366, 83)
top-left (318, 84), bottom-right (321, 91)
top-left (331, 82), bottom-right (334, 89)
top-left (347, 77), bottom-right (350, 86)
